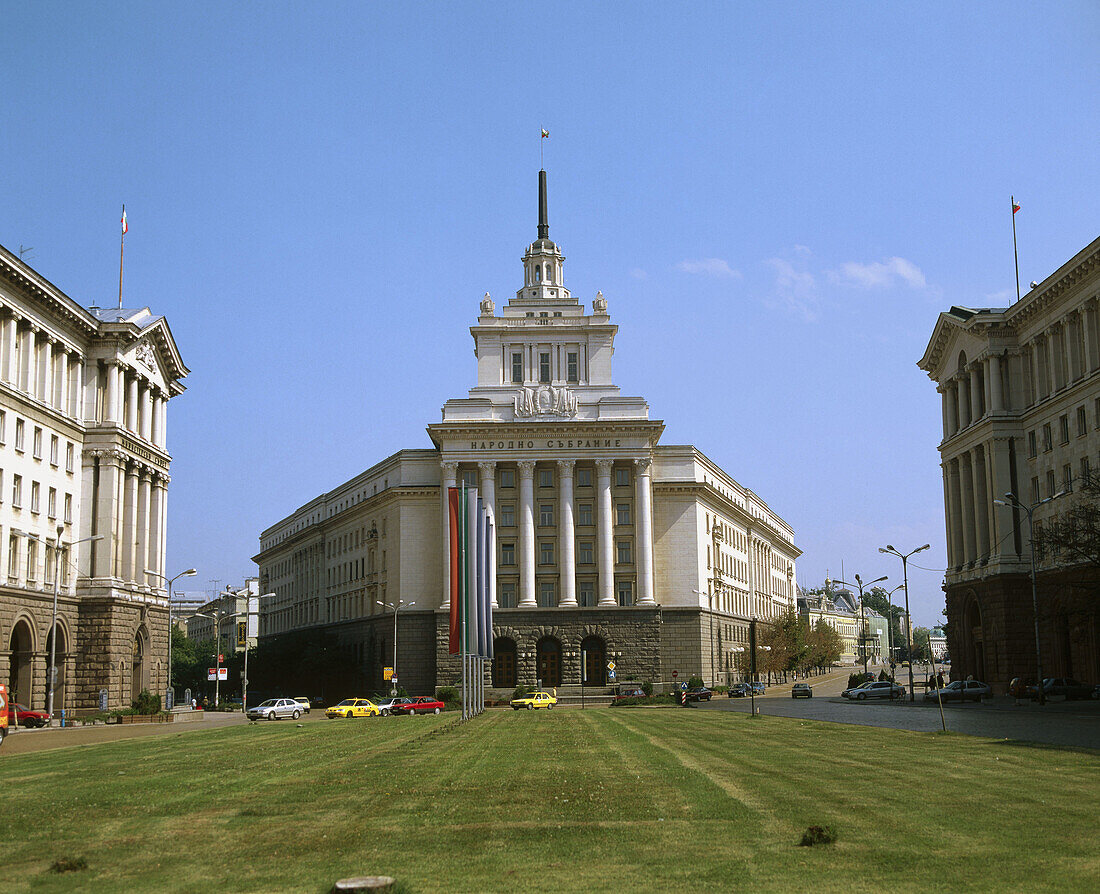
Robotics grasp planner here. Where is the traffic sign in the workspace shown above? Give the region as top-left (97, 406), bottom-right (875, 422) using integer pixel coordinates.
top-left (218, 668), bottom-right (227, 681)
top-left (207, 668), bottom-right (216, 681)
top-left (606, 660), bottom-right (616, 672)
top-left (672, 670), bottom-right (678, 678)
top-left (218, 654), bottom-right (224, 663)
top-left (383, 667), bottom-right (394, 681)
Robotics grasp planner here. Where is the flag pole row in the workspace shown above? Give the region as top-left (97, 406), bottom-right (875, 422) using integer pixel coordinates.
top-left (449, 483), bottom-right (494, 720)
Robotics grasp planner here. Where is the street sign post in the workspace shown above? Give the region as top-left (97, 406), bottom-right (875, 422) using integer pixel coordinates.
top-left (383, 667), bottom-right (393, 681)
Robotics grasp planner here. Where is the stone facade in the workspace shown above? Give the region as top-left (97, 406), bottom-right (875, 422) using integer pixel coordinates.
top-left (0, 243), bottom-right (187, 714)
top-left (919, 235), bottom-right (1100, 689)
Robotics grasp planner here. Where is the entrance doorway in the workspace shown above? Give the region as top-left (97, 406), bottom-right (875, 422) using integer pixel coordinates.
top-left (45, 625), bottom-right (67, 711)
top-left (8, 621), bottom-right (34, 707)
top-left (581, 636), bottom-right (606, 685)
top-left (131, 630), bottom-right (147, 703)
top-left (492, 638), bottom-right (517, 688)
top-left (536, 637), bottom-right (561, 688)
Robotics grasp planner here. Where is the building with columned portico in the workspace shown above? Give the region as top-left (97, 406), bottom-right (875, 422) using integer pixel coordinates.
top-left (255, 172), bottom-right (799, 694)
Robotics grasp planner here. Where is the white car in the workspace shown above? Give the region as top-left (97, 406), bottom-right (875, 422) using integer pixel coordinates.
top-left (842, 681), bottom-right (904, 701)
top-left (247, 698), bottom-right (302, 721)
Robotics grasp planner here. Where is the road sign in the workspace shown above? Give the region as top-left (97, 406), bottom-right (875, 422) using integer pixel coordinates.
top-left (207, 668), bottom-right (216, 681)
top-left (218, 654), bottom-right (224, 663)
top-left (218, 668), bottom-right (227, 681)
top-left (606, 660), bottom-right (616, 672)
top-left (672, 670), bottom-right (678, 678)
top-left (383, 667), bottom-right (394, 681)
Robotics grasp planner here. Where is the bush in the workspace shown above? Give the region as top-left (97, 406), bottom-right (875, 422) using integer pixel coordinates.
top-left (687, 676), bottom-right (704, 690)
top-left (512, 685), bottom-right (530, 701)
top-left (609, 694), bottom-right (676, 707)
top-left (49, 856), bottom-right (88, 874)
top-left (847, 672), bottom-right (874, 690)
top-left (436, 686), bottom-right (461, 708)
top-left (132, 689), bottom-right (161, 715)
top-left (641, 681), bottom-right (653, 696)
top-left (799, 825), bottom-right (837, 846)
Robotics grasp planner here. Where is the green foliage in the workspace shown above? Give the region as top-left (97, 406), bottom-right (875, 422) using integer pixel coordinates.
top-left (609, 695), bottom-right (676, 707)
top-left (805, 619), bottom-right (843, 669)
top-left (132, 689), bottom-right (161, 715)
top-left (687, 676), bottom-right (704, 689)
top-left (847, 672), bottom-right (874, 689)
top-left (910, 627), bottom-right (932, 662)
top-left (436, 686), bottom-right (460, 706)
top-left (512, 685), bottom-right (531, 700)
top-left (799, 825), bottom-right (837, 846)
top-left (641, 681), bottom-right (653, 696)
top-left (49, 856), bottom-right (88, 873)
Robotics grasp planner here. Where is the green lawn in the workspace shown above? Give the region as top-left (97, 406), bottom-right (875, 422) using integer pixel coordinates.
top-left (2, 708), bottom-right (1097, 892)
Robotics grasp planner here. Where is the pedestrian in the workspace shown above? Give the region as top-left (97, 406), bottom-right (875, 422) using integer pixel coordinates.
top-left (936, 672), bottom-right (945, 689)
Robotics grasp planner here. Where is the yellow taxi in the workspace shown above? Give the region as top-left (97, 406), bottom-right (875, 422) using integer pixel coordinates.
top-left (325, 698), bottom-right (379, 718)
top-left (510, 691), bottom-right (557, 711)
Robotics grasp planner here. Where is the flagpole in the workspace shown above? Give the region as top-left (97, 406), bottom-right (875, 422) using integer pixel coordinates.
top-left (461, 481), bottom-right (468, 720)
top-left (1011, 195), bottom-right (1021, 302)
top-left (118, 204), bottom-right (126, 309)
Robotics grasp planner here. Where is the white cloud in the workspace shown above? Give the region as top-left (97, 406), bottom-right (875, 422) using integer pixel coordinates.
top-left (629, 267), bottom-right (648, 280)
top-left (765, 257), bottom-right (818, 322)
top-left (676, 257), bottom-right (741, 279)
top-left (833, 256), bottom-right (927, 289)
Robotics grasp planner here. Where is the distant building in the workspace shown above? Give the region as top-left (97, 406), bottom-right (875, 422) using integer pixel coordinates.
top-left (170, 591), bottom-right (207, 632)
top-left (919, 235), bottom-right (1100, 689)
top-left (929, 625), bottom-right (948, 662)
top-left (186, 579), bottom-right (261, 653)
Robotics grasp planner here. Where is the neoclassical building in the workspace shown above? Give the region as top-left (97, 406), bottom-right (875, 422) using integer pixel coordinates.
top-left (919, 234), bottom-right (1100, 690)
top-left (255, 172), bottom-right (799, 694)
top-left (0, 244), bottom-right (188, 713)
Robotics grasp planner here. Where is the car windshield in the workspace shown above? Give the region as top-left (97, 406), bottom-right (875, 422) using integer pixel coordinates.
top-left (256, 700), bottom-right (277, 707)
top-left (336, 699), bottom-right (355, 706)
top-left (945, 682), bottom-right (963, 690)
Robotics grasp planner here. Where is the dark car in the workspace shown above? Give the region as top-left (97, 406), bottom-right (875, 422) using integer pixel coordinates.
top-left (7, 702), bottom-right (50, 728)
top-left (1041, 678), bottom-right (1093, 700)
top-left (728, 683), bottom-right (751, 698)
top-left (685, 687), bottom-right (712, 702)
top-left (924, 680), bottom-right (991, 702)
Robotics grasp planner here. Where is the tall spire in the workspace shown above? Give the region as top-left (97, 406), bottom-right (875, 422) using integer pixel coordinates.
top-left (538, 169), bottom-right (549, 240)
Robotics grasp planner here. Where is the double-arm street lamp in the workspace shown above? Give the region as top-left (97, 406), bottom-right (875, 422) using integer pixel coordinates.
top-left (992, 491), bottom-right (1064, 706)
top-left (145, 567), bottom-right (197, 710)
top-left (377, 599), bottom-right (414, 695)
top-left (831, 574), bottom-right (887, 675)
top-left (193, 601), bottom-right (238, 708)
top-left (884, 583), bottom-right (907, 674)
top-left (879, 544), bottom-right (930, 701)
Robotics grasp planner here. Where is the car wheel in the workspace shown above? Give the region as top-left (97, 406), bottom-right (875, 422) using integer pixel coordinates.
top-left (548, 703), bottom-right (553, 710)
top-left (857, 693), bottom-right (866, 701)
top-left (268, 712), bottom-right (278, 720)
top-left (512, 706), bottom-right (519, 711)
top-left (527, 703), bottom-right (533, 710)
top-left (434, 707), bottom-right (441, 714)
top-left (292, 709), bottom-right (300, 720)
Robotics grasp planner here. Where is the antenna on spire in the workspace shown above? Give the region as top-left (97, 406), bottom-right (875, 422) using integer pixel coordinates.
top-left (538, 169), bottom-right (549, 240)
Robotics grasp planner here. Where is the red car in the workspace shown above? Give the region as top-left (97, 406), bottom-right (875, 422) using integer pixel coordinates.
top-left (7, 702), bottom-right (49, 728)
top-left (391, 696), bottom-right (445, 716)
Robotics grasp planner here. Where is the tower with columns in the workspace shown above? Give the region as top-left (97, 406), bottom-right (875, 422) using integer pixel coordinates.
top-left (0, 244), bottom-right (188, 713)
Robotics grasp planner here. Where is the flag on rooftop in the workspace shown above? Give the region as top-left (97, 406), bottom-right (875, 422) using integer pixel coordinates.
top-left (1012, 200), bottom-right (1020, 214)
top-left (541, 128), bottom-right (549, 138)
top-left (121, 207), bottom-right (128, 235)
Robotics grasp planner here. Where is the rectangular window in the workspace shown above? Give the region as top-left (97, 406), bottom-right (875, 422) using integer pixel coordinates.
top-left (26, 539), bottom-right (37, 581)
top-left (617, 540), bottom-right (632, 564)
top-left (1031, 476), bottom-right (1040, 504)
top-left (567, 352), bottom-right (578, 383)
top-left (461, 470), bottom-right (477, 487)
top-left (32, 427), bottom-right (42, 459)
top-left (1046, 470), bottom-right (1056, 498)
top-left (1063, 464), bottom-right (1073, 492)
top-left (501, 542), bottom-right (516, 565)
top-left (578, 541), bottom-right (594, 564)
top-left (48, 487), bottom-right (56, 519)
top-left (60, 547), bottom-right (69, 585)
top-left (7, 534), bottom-right (16, 577)
top-left (511, 352), bottom-right (523, 384)
top-left (499, 581), bottom-right (516, 608)
top-left (538, 468), bottom-right (553, 488)
top-left (616, 503), bottom-right (632, 525)
top-left (14, 419), bottom-right (24, 452)
top-left (617, 580), bottom-right (634, 607)
top-left (538, 582), bottom-right (555, 607)
top-left (539, 352), bottom-right (550, 383)
top-left (67, 442), bottom-right (74, 472)
top-left (1028, 430), bottom-right (1037, 458)
top-left (12, 474), bottom-right (21, 508)
top-left (1096, 397), bottom-right (1100, 429)
top-left (1060, 414), bottom-right (1070, 444)
top-left (500, 468), bottom-right (515, 488)
top-left (540, 541), bottom-right (554, 564)
top-left (1081, 457), bottom-right (1090, 481)
top-left (500, 502), bottom-right (515, 527)
top-left (1077, 406), bottom-right (1088, 437)
top-left (615, 467), bottom-right (630, 487)
top-left (577, 467), bottom-right (592, 487)
top-left (50, 435), bottom-right (59, 466)
top-left (0, 409), bottom-right (5, 443)
top-left (577, 502), bottom-right (593, 526)
top-left (539, 503), bottom-right (554, 526)
top-left (578, 581), bottom-right (595, 607)
top-left (1043, 423), bottom-right (1052, 451)
top-left (45, 543), bottom-right (54, 585)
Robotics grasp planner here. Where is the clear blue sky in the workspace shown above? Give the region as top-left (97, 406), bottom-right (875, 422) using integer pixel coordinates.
top-left (3, 3), bottom-right (1098, 624)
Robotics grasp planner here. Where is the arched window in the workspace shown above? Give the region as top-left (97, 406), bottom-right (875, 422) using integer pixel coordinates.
top-left (534, 265), bottom-right (541, 283)
top-left (536, 636), bottom-right (562, 688)
top-left (492, 638), bottom-right (517, 688)
top-left (581, 636), bottom-right (606, 685)
top-left (545, 262), bottom-right (552, 283)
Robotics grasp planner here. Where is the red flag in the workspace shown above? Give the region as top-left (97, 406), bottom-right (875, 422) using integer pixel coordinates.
top-left (121, 207), bottom-right (128, 234)
top-left (448, 487), bottom-right (461, 654)
top-left (1012, 201), bottom-right (1020, 215)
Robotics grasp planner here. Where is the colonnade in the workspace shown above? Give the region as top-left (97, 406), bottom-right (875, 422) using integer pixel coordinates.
top-left (0, 310), bottom-right (85, 419)
top-left (439, 457), bottom-right (655, 610)
top-left (89, 359), bottom-right (169, 450)
top-left (942, 438), bottom-right (1016, 570)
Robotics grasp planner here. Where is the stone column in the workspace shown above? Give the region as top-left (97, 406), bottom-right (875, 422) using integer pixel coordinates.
top-left (990, 438), bottom-right (1016, 559)
top-left (959, 452), bottom-right (976, 565)
top-left (105, 361), bottom-right (121, 424)
top-left (518, 460), bottom-right (536, 607)
top-left (150, 390), bottom-right (162, 447)
top-left (93, 451), bottom-right (122, 579)
top-left (938, 385), bottom-right (950, 439)
top-left (122, 464), bottom-right (138, 582)
top-left (596, 459), bottom-right (615, 606)
top-left (58, 350), bottom-right (70, 416)
top-left (635, 458), bottom-right (655, 606)
top-left (41, 338), bottom-right (53, 405)
top-left (969, 365), bottom-right (982, 422)
top-left (990, 353), bottom-right (1004, 413)
top-left (1, 312), bottom-right (16, 384)
top-left (158, 394), bottom-right (168, 449)
top-left (973, 447), bottom-right (990, 561)
top-left (157, 475), bottom-right (169, 588)
top-left (440, 461), bottom-right (457, 608)
top-left (18, 324), bottom-right (34, 393)
top-left (125, 373), bottom-right (138, 432)
top-left (557, 459), bottom-right (577, 607)
top-left (479, 462), bottom-right (498, 608)
top-left (947, 458), bottom-right (964, 569)
top-left (942, 465), bottom-right (956, 568)
top-left (136, 468), bottom-right (151, 585)
top-left (148, 475), bottom-right (164, 582)
top-left (1082, 302), bottom-right (1096, 373)
top-left (945, 382), bottom-right (958, 436)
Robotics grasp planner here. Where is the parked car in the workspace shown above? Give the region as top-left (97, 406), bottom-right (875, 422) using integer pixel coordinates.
top-left (1008, 676), bottom-right (1036, 699)
top-left (791, 682), bottom-right (813, 699)
top-left (392, 696), bottom-right (445, 715)
top-left (375, 697), bottom-right (414, 716)
top-left (510, 691), bottom-right (557, 710)
top-left (728, 683), bottom-right (751, 698)
top-left (749, 681), bottom-right (765, 696)
top-left (685, 687), bottom-right (712, 702)
top-left (325, 698), bottom-right (379, 718)
top-left (843, 681), bottom-right (903, 700)
top-left (924, 680), bottom-right (991, 702)
top-left (6, 702), bottom-right (50, 728)
top-left (614, 684), bottom-right (647, 700)
top-left (1040, 678), bottom-right (1094, 700)
top-left (291, 697), bottom-right (311, 714)
top-left (246, 698), bottom-right (302, 721)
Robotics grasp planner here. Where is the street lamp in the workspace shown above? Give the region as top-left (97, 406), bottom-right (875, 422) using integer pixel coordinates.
top-left (992, 491), bottom-right (1064, 705)
top-left (879, 543), bottom-right (930, 701)
top-left (145, 567), bottom-right (197, 710)
top-left (831, 574), bottom-right (887, 675)
top-left (377, 599), bottom-right (414, 695)
top-left (885, 583), bottom-right (906, 676)
top-left (193, 601), bottom-right (239, 708)
top-left (36, 528), bottom-right (103, 722)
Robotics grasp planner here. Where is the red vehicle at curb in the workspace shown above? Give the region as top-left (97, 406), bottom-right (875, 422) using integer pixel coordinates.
top-left (6, 702), bottom-right (49, 728)
top-left (391, 696), bottom-right (445, 716)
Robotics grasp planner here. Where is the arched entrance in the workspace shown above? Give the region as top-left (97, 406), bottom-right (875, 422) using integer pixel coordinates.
top-left (131, 629), bottom-right (148, 703)
top-left (45, 624), bottom-right (68, 711)
top-left (8, 620), bottom-right (34, 707)
top-left (492, 638), bottom-right (517, 688)
top-left (536, 637), bottom-right (562, 688)
top-left (581, 635), bottom-right (606, 685)
top-left (964, 598), bottom-right (984, 681)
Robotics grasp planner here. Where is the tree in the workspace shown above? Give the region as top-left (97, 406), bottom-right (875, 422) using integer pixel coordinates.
top-left (910, 626), bottom-right (932, 662)
top-left (862, 586), bottom-right (906, 662)
top-left (1034, 469), bottom-right (1100, 585)
top-left (805, 619), bottom-right (843, 669)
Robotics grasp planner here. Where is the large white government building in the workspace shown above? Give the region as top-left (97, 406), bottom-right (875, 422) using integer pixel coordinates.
top-left (255, 173), bottom-right (799, 694)
top-left (0, 243), bottom-right (188, 713)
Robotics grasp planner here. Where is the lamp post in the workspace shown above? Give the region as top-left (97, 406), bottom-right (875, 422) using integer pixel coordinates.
top-left (885, 583), bottom-right (906, 677)
top-left (831, 575), bottom-right (887, 676)
top-left (879, 544), bottom-right (930, 701)
top-left (992, 491), bottom-right (1064, 706)
top-left (193, 601), bottom-right (237, 708)
top-left (38, 528), bottom-right (102, 722)
top-left (377, 599), bottom-right (414, 695)
top-left (145, 567), bottom-right (197, 710)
